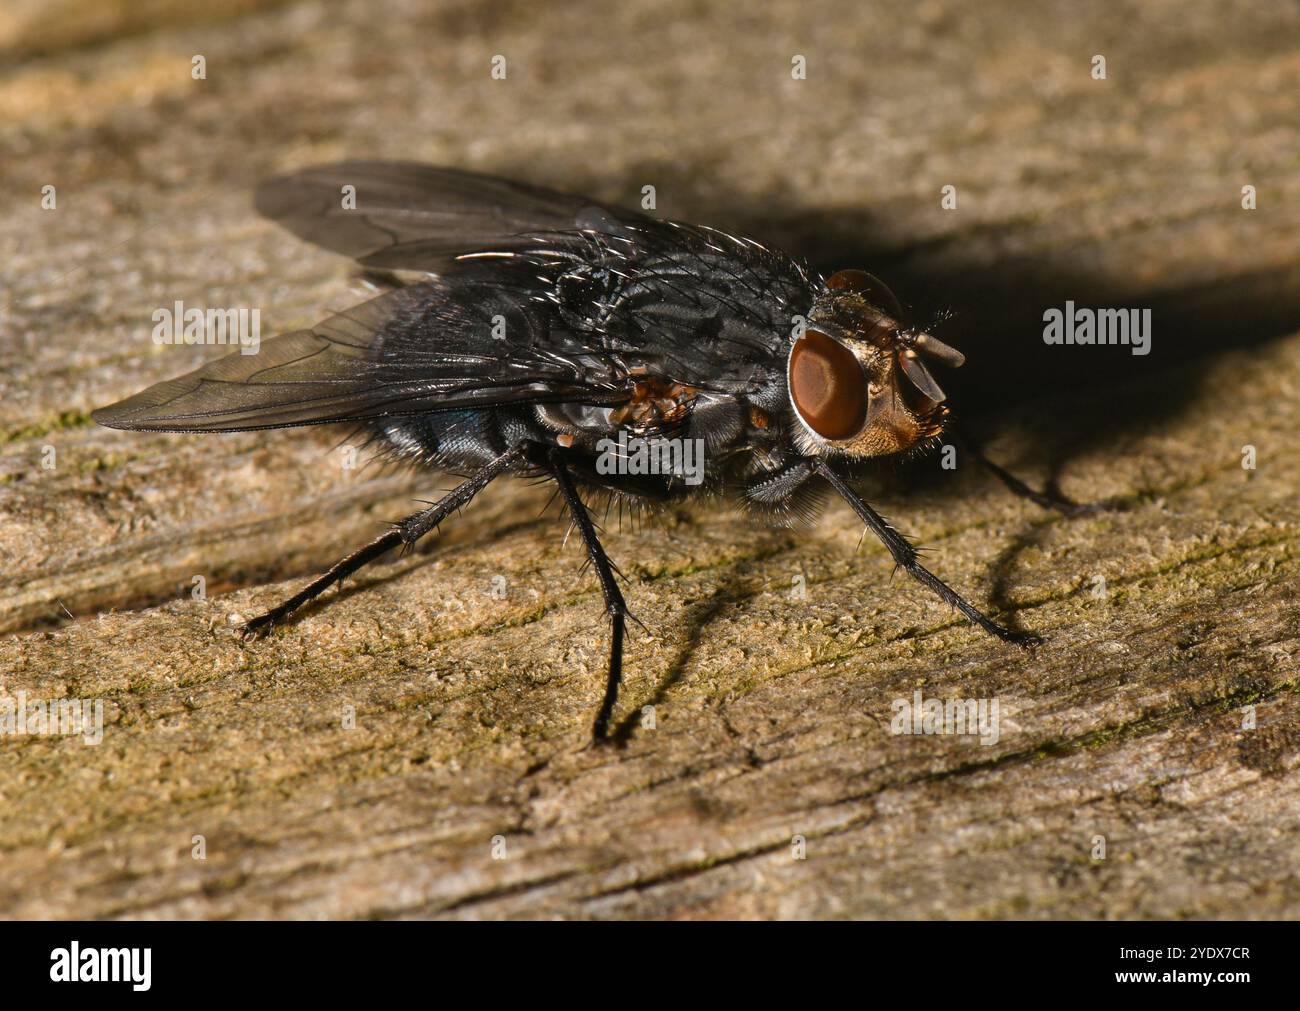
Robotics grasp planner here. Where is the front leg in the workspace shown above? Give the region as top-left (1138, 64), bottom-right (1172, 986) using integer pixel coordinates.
top-left (816, 460), bottom-right (1040, 648)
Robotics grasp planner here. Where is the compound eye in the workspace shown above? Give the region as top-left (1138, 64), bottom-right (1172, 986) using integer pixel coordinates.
top-left (789, 329), bottom-right (867, 439)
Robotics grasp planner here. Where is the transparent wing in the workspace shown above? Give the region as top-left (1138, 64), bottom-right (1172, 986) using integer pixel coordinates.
top-left (254, 161), bottom-right (652, 272)
top-left (92, 283), bottom-right (626, 433)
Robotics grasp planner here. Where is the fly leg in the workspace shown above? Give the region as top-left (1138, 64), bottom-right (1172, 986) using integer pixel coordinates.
top-left (950, 426), bottom-right (1103, 516)
top-left (817, 460), bottom-right (1040, 648)
top-left (544, 446), bottom-right (631, 742)
top-left (240, 444), bottom-right (526, 638)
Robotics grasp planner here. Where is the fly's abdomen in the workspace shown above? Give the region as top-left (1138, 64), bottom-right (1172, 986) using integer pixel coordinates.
top-left (378, 409), bottom-right (512, 474)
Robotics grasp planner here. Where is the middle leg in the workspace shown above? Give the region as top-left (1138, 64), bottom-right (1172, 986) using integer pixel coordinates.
top-left (544, 447), bottom-right (632, 742)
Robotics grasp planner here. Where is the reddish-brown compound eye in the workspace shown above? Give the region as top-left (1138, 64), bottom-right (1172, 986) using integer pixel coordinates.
top-left (788, 329), bottom-right (867, 439)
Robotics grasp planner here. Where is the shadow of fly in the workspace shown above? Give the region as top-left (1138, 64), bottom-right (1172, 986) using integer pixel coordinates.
top-left (95, 163), bottom-right (1091, 741)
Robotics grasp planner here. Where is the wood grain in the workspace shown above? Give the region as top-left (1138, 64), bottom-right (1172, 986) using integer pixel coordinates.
top-left (1, 0), bottom-right (1297, 919)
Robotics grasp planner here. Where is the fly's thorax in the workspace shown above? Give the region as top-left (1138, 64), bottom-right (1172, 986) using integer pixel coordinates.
top-left (784, 271), bottom-right (964, 461)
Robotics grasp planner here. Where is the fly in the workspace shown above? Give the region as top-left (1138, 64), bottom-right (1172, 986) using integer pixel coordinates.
top-left (94, 162), bottom-right (1092, 741)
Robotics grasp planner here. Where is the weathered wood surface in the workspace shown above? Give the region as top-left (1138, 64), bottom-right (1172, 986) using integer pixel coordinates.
top-left (1, 0), bottom-right (1298, 919)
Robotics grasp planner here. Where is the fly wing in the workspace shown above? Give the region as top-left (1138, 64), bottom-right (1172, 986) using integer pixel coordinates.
top-left (92, 282), bottom-right (627, 433)
top-left (254, 161), bottom-right (652, 273)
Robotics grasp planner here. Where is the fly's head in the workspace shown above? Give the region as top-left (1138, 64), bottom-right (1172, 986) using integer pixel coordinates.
top-left (785, 269), bottom-right (966, 461)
